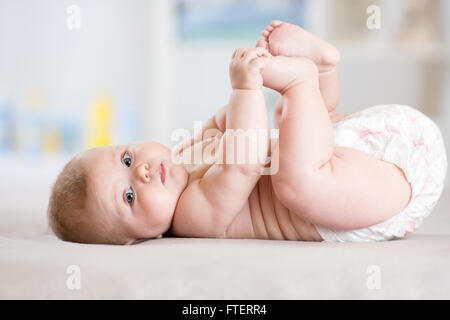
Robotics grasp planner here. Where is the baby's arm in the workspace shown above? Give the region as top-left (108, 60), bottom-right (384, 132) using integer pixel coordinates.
top-left (173, 104), bottom-right (227, 157)
top-left (172, 47), bottom-right (271, 238)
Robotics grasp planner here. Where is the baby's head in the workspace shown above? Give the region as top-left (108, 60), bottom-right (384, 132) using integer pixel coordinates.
top-left (47, 141), bottom-right (189, 245)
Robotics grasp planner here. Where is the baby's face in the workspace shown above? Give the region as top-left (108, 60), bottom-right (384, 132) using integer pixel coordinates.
top-left (79, 141), bottom-right (188, 243)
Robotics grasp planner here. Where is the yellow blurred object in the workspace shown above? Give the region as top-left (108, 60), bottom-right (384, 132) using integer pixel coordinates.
top-left (41, 128), bottom-right (62, 153)
top-left (87, 94), bottom-right (113, 148)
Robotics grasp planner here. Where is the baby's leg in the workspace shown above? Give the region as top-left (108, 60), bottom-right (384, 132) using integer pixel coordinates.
top-left (257, 20), bottom-right (340, 117)
top-left (262, 56), bottom-right (412, 230)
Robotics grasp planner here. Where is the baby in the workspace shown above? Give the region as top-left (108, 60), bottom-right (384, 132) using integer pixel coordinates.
top-left (47, 21), bottom-right (447, 244)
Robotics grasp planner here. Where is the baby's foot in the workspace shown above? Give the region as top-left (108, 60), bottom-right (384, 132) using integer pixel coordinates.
top-left (260, 56), bottom-right (318, 94)
top-left (256, 20), bottom-right (340, 73)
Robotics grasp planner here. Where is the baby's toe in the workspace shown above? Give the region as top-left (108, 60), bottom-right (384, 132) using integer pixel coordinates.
top-left (271, 20), bottom-right (283, 27)
top-left (255, 36), bottom-right (268, 49)
top-left (265, 25), bottom-right (274, 32)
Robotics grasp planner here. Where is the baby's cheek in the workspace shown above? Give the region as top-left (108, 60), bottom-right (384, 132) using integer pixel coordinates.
top-left (142, 192), bottom-right (172, 219)
top-left (171, 165), bottom-right (189, 187)
top-left (142, 195), bottom-right (160, 214)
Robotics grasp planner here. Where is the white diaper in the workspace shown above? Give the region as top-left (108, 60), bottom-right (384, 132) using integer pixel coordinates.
top-left (315, 104), bottom-right (447, 242)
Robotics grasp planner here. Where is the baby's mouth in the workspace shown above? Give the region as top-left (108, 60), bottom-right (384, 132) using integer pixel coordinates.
top-left (159, 163), bottom-right (166, 184)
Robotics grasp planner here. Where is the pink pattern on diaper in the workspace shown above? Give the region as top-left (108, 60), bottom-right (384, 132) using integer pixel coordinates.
top-left (358, 126), bottom-right (400, 140)
top-left (413, 140), bottom-right (430, 153)
top-left (359, 130), bottom-right (384, 139)
top-left (386, 126), bottom-right (401, 134)
top-left (413, 174), bottom-right (430, 200)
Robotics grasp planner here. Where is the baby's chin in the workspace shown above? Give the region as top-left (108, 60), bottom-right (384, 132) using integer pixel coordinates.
top-left (128, 216), bottom-right (172, 242)
top-left (169, 162), bottom-right (189, 190)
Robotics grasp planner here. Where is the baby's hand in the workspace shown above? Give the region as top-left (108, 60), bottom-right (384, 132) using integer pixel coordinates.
top-left (229, 47), bottom-right (272, 90)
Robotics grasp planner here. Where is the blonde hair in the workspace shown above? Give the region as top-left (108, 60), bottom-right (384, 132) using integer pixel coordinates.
top-left (47, 154), bottom-right (129, 245)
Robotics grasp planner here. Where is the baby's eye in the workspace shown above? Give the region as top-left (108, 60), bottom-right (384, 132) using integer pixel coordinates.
top-left (122, 152), bottom-right (132, 167)
top-left (125, 187), bottom-right (134, 205)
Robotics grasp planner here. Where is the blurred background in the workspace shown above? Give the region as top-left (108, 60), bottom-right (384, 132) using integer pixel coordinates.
top-left (0, 0), bottom-right (449, 232)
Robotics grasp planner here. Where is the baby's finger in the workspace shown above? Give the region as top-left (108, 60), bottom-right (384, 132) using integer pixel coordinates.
top-left (232, 48), bottom-right (245, 59)
top-left (249, 57), bottom-right (265, 70)
top-left (245, 48), bottom-right (271, 64)
top-left (243, 48), bottom-right (267, 63)
top-left (242, 49), bottom-right (256, 62)
top-left (256, 46), bottom-right (272, 58)
top-left (240, 48), bottom-right (251, 58)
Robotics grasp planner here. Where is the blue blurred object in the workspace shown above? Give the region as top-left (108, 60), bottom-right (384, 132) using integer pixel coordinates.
top-left (60, 118), bottom-right (81, 153)
top-left (176, 0), bottom-right (305, 40)
top-left (19, 107), bottom-right (43, 156)
top-left (0, 100), bottom-right (13, 154)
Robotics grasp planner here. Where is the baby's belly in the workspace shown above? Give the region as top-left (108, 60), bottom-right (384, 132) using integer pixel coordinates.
top-left (225, 176), bottom-right (322, 241)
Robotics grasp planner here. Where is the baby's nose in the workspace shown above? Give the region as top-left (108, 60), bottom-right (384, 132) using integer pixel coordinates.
top-left (135, 162), bottom-right (150, 183)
